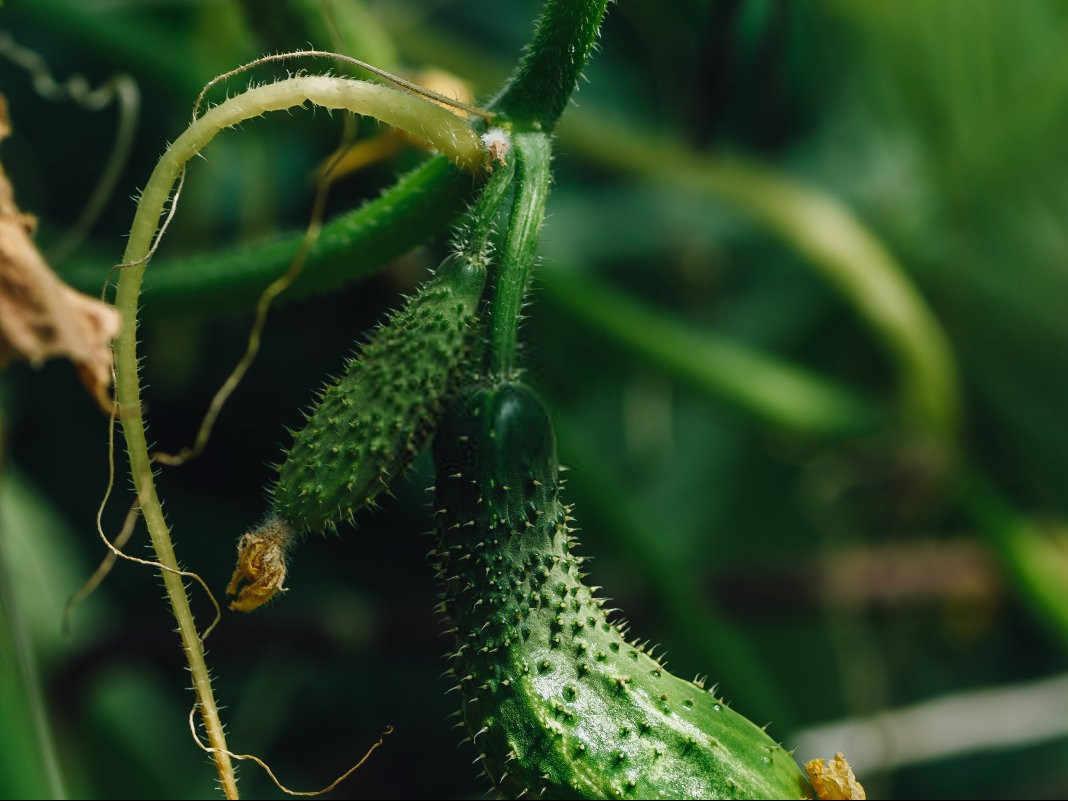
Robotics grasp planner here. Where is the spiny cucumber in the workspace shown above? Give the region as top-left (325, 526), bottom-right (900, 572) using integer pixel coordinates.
top-left (227, 158), bottom-right (514, 612)
top-left (431, 381), bottom-right (813, 799)
top-left (271, 252), bottom-right (486, 533)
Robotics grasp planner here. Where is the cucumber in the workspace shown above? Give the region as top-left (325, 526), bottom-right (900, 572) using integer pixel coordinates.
top-left (228, 161), bottom-right (515, 612)
top-left (228, 254), bottom-right (486, 611)
top-left (271, 251), bottom-right (487, 534)
top-left (432, 381), bottom-right (812, 799)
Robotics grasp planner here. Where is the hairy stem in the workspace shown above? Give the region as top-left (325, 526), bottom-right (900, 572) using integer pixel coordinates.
top-left (488, 132), bottom-right (551, 376)
top-left (114, 76), bottom-right (485, 798)
top-left (42, 0), bottom-right (959, 446)
top-left (491, 0), bottom-right (611, 131)
top-left (454, 154), bottom-right (517, 263)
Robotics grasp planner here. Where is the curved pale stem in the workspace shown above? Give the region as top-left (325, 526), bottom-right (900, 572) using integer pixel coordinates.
top-left (113, 75), bottom-right (484, 799)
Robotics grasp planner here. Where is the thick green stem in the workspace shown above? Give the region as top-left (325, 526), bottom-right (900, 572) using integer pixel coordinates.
top-left (453, 155), bottom-right (516, 265)
top-left (540, 267), bottom-right (882, 437)
top-left (490, 0), bottom-right (610, 131)
top-left (35, 0), bottom-right (956, 444)
top-left (488, 132), bottom-right (551, 376)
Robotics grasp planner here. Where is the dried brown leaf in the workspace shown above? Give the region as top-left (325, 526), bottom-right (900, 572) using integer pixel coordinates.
top-left (0, 95), bottom-right (120, 410)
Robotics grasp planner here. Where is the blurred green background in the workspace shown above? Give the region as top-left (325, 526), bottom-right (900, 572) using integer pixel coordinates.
top-left (2, 0), bottom-right (1068, 798)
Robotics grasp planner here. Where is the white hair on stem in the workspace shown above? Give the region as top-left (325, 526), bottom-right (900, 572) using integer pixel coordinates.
top-left (124, 74), bottom-right (484, 271)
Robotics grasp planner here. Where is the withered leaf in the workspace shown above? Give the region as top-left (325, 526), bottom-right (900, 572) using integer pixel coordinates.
top-left (0, 95), bottom-right (120, 410)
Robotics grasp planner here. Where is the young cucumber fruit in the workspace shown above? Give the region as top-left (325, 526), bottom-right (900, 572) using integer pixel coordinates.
top-left (227, 158), bottom-right (516, 613)
top-left (432, 381), bottom-right (812, 799)
top-left (227, 255), bottom-right (485, 611)
top-left (272, 252), bottom-right (486, 533)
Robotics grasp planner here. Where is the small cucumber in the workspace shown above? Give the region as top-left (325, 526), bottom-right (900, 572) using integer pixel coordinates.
top-left (228, 256), bottom-right (486, 610)
top-left (227, 161), bottom-right (519, 615)
top-left (271, 157), bottom-right (515, 536)
top-left (432, 381), bottom-right (812, 799)
top-left (272, 252), bottom-right (486, 534)
top-left (228, 160), bottom-right (516, 612)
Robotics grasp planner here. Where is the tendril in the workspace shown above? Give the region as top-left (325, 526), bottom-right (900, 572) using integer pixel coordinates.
top-left (189, 704), bottom-right (393, 797)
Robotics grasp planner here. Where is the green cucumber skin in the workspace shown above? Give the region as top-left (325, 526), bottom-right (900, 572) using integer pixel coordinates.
top-left (271, 256), bottom-right (486, 533)
top-left (432, 382), bottom-right (811, 800)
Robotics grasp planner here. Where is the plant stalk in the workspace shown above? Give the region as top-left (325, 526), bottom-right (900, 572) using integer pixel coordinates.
top-left (62, 156), bottom-right (473, 309)
top-left (382, 23), bottom-right (962, 444)
top-left (491, 0), bottom-right (611, 131)
top-left (114, 75), bottom-right (487, 798)
top-left (488, 132), bottom-right (551, 377)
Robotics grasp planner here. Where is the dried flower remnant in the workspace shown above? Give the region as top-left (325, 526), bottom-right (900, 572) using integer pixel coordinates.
top-left (0, 96), bottom-right (120, 409)
top-left (805, 753), bottom-right (866, 800)
top-left (480, 128), bottom-right (511, 167)
top-left (226, 517), bottom-right (293, 612)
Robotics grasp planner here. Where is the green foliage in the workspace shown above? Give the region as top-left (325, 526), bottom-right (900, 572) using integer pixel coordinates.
top-left (0, 469), bottom-right (97, 800)
top-left (432, 381), bottom-right (810, 799)
top-left (6, 0), bottom-right (1068, 798)
top-left (237, 0), bottom-right (399, 72)
top-left (540, 267), bottom-right (880, 437)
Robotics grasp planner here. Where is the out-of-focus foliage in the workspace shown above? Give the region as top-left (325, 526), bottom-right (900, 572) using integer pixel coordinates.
top-left (1, 0), bottom-right (1067, 799)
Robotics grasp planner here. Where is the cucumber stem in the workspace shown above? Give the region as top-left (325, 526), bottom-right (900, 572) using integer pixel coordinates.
top-left (487, 132), bottom-right (552, 377)
top-left (382, 24), bottom-right (962, 446)
top-left (453, 151), bottom-right (516, 268)
top-left (490, 0), bottom-right (611, 131)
